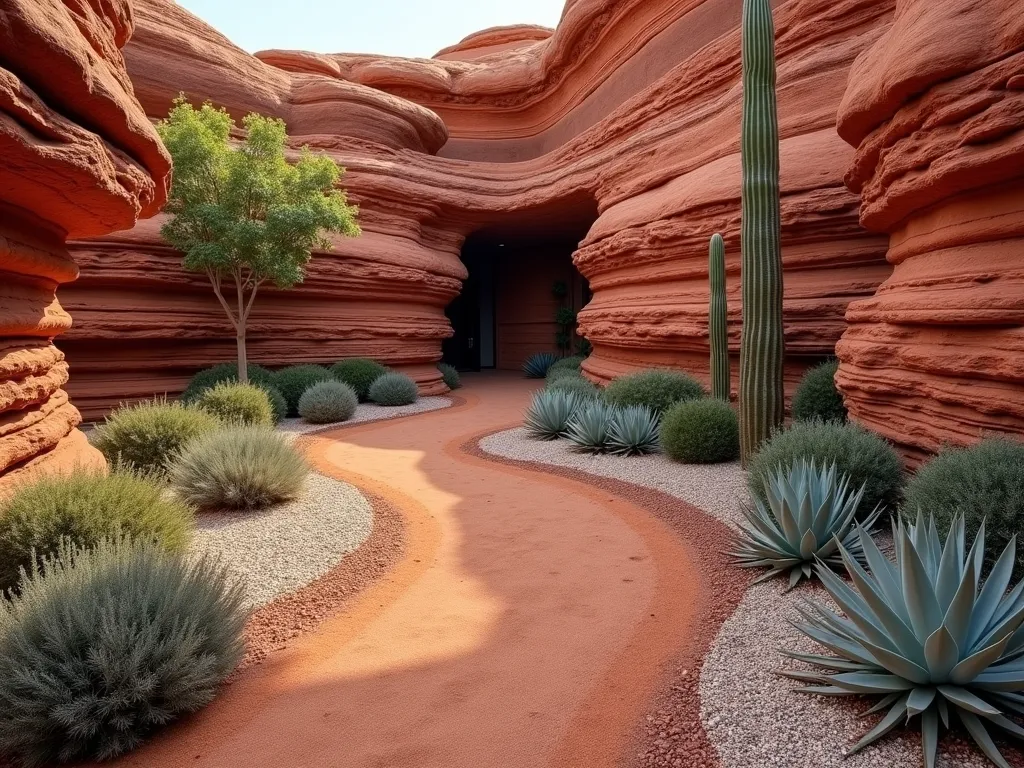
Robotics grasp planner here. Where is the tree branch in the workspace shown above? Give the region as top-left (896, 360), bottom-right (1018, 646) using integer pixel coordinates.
top-left (241, 279), bottom-right (263, 324)
top-left (207, 269), bottom-right (239, 332)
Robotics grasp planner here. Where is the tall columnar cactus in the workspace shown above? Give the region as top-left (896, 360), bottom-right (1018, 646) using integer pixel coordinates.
top-left (738, 0), bottom-right (785, 465)
top-left (708, 233), bottom-right (730, 401)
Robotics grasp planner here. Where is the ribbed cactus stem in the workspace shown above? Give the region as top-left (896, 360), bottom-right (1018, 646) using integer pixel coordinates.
top-left (739, 0), bottom-right (785, 465)
top-left (709, 233), bottom-right (730, 401)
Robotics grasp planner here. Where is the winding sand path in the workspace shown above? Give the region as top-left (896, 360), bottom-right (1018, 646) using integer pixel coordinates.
top-left (115, 374), bottom-right (710, 768)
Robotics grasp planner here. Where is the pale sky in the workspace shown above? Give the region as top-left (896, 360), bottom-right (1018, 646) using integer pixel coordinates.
top-left (176, 0), bottom-right (564, 59)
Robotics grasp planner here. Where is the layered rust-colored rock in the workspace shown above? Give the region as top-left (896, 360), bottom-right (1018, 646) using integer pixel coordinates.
top-left (0, 0), bottom-right (169, 491)
top-left (835, 0), bottom-right (1024, 461)
top-left (66, 0), bottom-right (895, 419)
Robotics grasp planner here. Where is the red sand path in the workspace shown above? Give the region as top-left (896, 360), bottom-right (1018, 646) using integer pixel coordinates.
top-left (114, 374), bottom-right (710, 768)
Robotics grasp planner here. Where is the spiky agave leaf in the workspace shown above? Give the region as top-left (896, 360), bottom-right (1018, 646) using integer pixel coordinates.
top-left (565, 401), bottom-right (615, 454)
top-left (607, 405), bottom-right (660, 456)
top-left (523, 352), bottom-right (557, 379)
top-left (523, 390), bottom-right (583, 440)
top-left (781, 513), bottom-right (1024, 768)
top-left (728, 458), bottom-right (883, 590)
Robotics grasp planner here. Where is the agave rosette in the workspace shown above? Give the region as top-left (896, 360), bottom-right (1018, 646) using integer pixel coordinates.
top-left (523, 390), bottom-right (582, 440)
top-left (607, 405), bottom-right (660, 456)
top-left (522, 352), bottom-right (557, 379)
top-left (783, 513), bottom-right (1024, 768)
top-left (729, 459), bottom-right (883, 589)
top-left (565, 401), bottom-right (614, 454)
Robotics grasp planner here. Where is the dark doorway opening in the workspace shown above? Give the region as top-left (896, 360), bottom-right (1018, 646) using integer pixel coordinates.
top-left (443, 194), bottom-right (598, 372)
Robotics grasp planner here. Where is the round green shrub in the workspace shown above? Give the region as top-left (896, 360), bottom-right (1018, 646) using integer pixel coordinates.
top-left (546, 366), bottom-right (581, 383)
top-left (92, 400), bottom-right (221, 475)
top-left (330, 358), bottom-right (388, 402)
top-left (546, 356), bottom-right (584, 381)
top-left (437, 362), bottom-right (461, 390)
top-left (298, 380), bottom-right (358, 424)
top-left (0, 471), bottom-right (193, 593)
top-left (273, 365), bottom-right (333, 416)
top-left (603, 369), bottom-right (705, 414)
top-left (0, 539), bottom-right (245, 766)
top-left (792, 359), bottom-right (846, 423)
top-left (749, 419), bottom-right (903, 520)
top-left (194, 381), bottom-right (274, 426)
top-left (179, 362), bottom-right (275, 404)
top-left (168, 426), bottom-right (309, 511)
top-left (260, 384), bottom-right (288, 424)
top-left (547, 375), bottom-right (599, 399)
top-left (904, 438), bottom-right (1024, 575)
top-left (660, 399), bottom-right (739, 463)
top-left (368, 372), bottom-right (419, 406)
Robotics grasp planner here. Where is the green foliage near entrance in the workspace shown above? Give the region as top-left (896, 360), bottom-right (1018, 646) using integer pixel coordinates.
top-left (157, 97), bottom-right (360, 384)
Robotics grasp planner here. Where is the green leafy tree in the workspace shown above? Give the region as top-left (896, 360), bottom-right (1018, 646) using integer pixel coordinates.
top-left (157, 97), bottom-right (360, 382)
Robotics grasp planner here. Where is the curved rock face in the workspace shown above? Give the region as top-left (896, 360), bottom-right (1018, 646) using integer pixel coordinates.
top-left (0, 0), bottom-right (169, 490)
top-left (834, 0), bottom-right (1024, 461)
top-left (65, 0), bottom-right (896, 423)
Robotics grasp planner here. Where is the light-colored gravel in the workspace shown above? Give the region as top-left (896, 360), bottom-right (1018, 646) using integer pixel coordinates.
top-left (278, 396), bottom-right (452, 438)
top-left (478, 426), bottom-right (1001, 768)
top-left (480, 427), bottom-right (747, 526)
top-left (189, 397), bottom-right (451, 610)
top-left (191, 473), bottom-right (372, 610)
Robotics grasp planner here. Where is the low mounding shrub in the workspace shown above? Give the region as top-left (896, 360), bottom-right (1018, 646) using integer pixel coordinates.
top-left (0, 540), bottom-right (246, 766)
top-left (748, 419), bottom-right (903, 521)
top-left (904, 437), bottom-right (1024, 575)
top-left (792, 359), bottom-right (846, 423)
top-left (368, 372), bottom-right (419, 406)
top-left (607, 405), bottom-right (660, 456)
top-left (523, 352), bottom-right (557, 379)
top-left (660, 398), bottom-right (739, 464)
top-left (437, 363), bottom-right (461, 390)
top-left (603, 369), bottom-right (705, 414)
top-left (547, 375), bottom-right (600, 400)
top-left (547, 356), bottom-right (585, 379)
top-left (194, 382), bottom-right (274, 426)
top-left (93, 400), bottom-right (220, 475)
top-left (168, 426), bottom-right (309, 511)
top-left (260, 385), bottom-right (288, 424)
top-left (566, 401), bottom-right (615, 453)
top-left (331, 358), bottom-right (388, 402)
top-left (273, 365), bottom-right (333, 416)
top-left (524, 390), bottom-right (583, 440)
top-left (0, 471), bottom-right (193, 593)
top-left (179, 362), bottom-right (275, 404)
top-left (298, 380), bottom-right (358, 424)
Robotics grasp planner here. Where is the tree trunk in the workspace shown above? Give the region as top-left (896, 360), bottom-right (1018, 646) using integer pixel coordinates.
top-left (237, 325), bottom-right (248, 384)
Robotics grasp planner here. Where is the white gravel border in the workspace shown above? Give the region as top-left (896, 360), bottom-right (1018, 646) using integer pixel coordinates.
top-left (189, 397), bottom-right (452, 610)
top-left (478, 427), bottom-right (994, 768)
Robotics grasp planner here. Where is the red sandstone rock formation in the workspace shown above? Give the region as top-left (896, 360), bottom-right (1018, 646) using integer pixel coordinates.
top-left (65, 0), bottom-right (895, 419)
top-left (0, 0), bottom-right (169, 490)
top-left (835, 0), bottom-right (1024, 461)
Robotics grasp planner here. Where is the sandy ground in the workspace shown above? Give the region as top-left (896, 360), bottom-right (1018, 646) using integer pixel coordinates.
top-left (106, 373), bottom-right (717, 768)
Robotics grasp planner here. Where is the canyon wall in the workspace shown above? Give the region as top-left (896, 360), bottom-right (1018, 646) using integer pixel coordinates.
top-left (0, 0), bottom-right (169, 490)
top-left (834, 0), bottom-right (1024, 461)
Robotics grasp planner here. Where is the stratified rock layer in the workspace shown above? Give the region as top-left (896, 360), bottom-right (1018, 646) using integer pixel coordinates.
top-left (66, 0), bottom-right (899, 419)
top-left (0, 0), bottom-right (169, 490)
top-left (834, 0), bottom-right (1024, 461)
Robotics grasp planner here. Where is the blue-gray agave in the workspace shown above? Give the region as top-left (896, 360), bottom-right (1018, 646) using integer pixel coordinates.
top-left (522, 352), bottom-right (557, 379)
top-left (524, 390), bottom-right (583, 440)
top-left (782, 514), bottom-right (1024, 768)
top-left (566, 401), bottom-right (614, 453)
top-left (729, 459), bottom-right (883, 590)
top-left (607, 405), bottom-right (660, 456)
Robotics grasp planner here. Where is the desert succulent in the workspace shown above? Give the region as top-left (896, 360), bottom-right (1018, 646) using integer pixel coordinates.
top-left (566, 401), bottom-right (615, 454)
top-left (607, 405), bottom-right (660, 456)
top-left (524, 390), bottom-right (582, 441)
top-left (729, 458), bottom-right (883, 589)
top-left (523, 352), bottom-right (557, 379)
top-left (782, 513), bottom-right (1024, 768)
